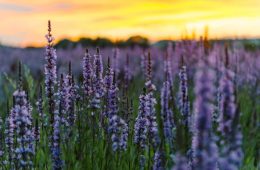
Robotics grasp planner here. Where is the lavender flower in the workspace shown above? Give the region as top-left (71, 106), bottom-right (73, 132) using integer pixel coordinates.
top-left (5, 108), bottom-right (15, 166)
top-left (44, 20), bottom-right (57, 131)
top-left (58, 74), bottom-right (70, 140)
top-left (145, 53), bottom-right (160, 147)
top-left (173, 154), bottom-right (190, 170)
top-left (52, 105), bottom-right (63, 170)
top-left (123, 54), bottom-right (131, 89)
top-left (164, 52), bottom-right (173, 86)
top-left (178, 62), bottom-right (190, 127)
top-left (218, 67), bottom-right (236, 136)
top-left (152, 149), bottom-right (164, 170)
top-left (13, 90), bottom-right (35, 168)
top-left (0, 116), bottom-right (4, 162)
top-left (83, 48), bottom-right (93, 97)
top-left (192, 61), bottom-right (218, 170)
top-left (134, 90), bottom-right (149, 149)
top-left (160, 75), bottom-right (174, 144)
top-left (108, 115), bottom-right (128, 151)
top-left (91, 48), bottom-right (104, 109)
top-left (34, 118), bottom-right (40, 145)
top-left (104, 57), bottom-right (113, 94)
top-left (65, 64), bottom-right (76, 127)
top-left (106, 72), bottom-right (128, 151)
top-left (105, 72), bottom-right (118, 119)
top-left (112, 48), bottom-right (120, 76)
top-left (218, 59), bottom-right (244, 170)
top-left (36, 86), bottom-right (48, 128)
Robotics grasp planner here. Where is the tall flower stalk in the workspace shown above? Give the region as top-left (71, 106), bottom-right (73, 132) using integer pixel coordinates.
top-left (83, 48), bottom-right (93, 99)
top-left (192, 60), bottom-right (218, 170)
top-left (160, 72), bottom-right (174, 145)
top-left (10, 64), bottom-right (35, 169)
top-left (107, 73), bottom-right (128, 151)
top-left (145, 52), bottom-right (160, 148)
top-left (218, 53), bottom-right (244, 170)
top-left (91, 48), bottom-right (104, 109)
top-left (178, 57), bottom-right (190, 127)
top-left (44, 20), bottom-right (57, 146)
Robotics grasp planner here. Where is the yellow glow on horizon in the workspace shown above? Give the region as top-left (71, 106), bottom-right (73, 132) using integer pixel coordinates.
top-left (0, 0), bottom-right (260, 47)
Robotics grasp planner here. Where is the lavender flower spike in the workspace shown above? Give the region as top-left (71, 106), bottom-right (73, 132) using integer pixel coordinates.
top-left (173, 154), bottom-right (190, 170)
top-left (44, 20), bottom-right (57, 128)
top-left (152, 149), bottom-right (165, 170)
top-left (145, 52), bottom-right (160, 147)
top-left (178, 58), bottom-right (190, 127)
top-left (218, 55), bottom-right (244, 170)
top-left (83, 48), bottom-right (93, 97)
top-left (13, 90), bottom-right (35, 168)
top-left (91, 48), bottom-right (104, 109)
top-left (160, 73), bottom-right (174, 144)
top-left (192, 61), bottom-right (218, 170)
top-left (134, 89), bottom-right (149, 149)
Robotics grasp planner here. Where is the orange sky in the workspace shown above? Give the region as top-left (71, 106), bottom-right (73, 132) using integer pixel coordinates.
top-left (1, 0), bottom-right (260, 47)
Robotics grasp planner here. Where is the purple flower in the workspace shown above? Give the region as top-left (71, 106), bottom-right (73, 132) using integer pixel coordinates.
top-left (105, 71), bottom-right (128, 152)
top-left (173, 154), bottom-right (190, 170)
top-left (52, 108), bottom-right (63, 170)
top-left (83, 48), bottom-right (93, 97)
top-left (178, 64), bottom-right (190, 127)
top-left (12, 90), bottom-right (35, 168)
top-left (134, 91), bottom-right (149, 149)
top-left (0, 117), bottom-right (4, 160)
top-left (112, 48), bottom-right (120, 76)
top-left (108, 115), bottom-right (128, 151)
top-left (218, 67), bottom-right (236, 135)
top-left (5, 110), bottom-right (15, 166)
top-left (145, 53), bottom-right (160, 147)
top-left (91, 48), bottom-right (104, 109)
top-left (192, 61), bottom-right (218, 170)
top-left (36, 86), bottom-right (48, 128)
top-left (218, 63), bottom-right (244, 169)
top-left (123, 54), bottom-right (132, 89)
top-left (104, 57), bottom-right (113, 94)
top-left (153, 149), bottom-right (164, 170)
top-left (65, 69), bottom-right (76, 127)
top-left (44, 20), bottom-right (57, 132)
top-left (160, 78), bottom-right (174, 144)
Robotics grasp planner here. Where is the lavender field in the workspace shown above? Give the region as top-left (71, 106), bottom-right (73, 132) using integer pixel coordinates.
top-left (0, 21), bottom-right (259, 170)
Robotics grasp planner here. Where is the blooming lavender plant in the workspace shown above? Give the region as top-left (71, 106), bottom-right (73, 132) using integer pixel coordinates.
top-left (52, 103), bottom-right (63, 170)
top-left (36, 86), bottom-right (48, 128)
top-left (12, 90), bottom-right (35, 168)
top-left (58, 74), bottom-right (70, 138)
top-left (160, 73), bottom-right (174, 145)
top-left (83, 48), bottom-right (93, 98)
top-left (65, 63), bottom-right (76, 127)
top-left (0, 116), bottom-right (4, 164)
top-left (44, 20), bottom-right (57, 138)
top-left (91, 48), bottom-right (104, 109)
top-left (145, 53), bottom-right (160, 147)
top-left (108, 115), bottom-right (128, 151)
top-left (112, 48), bottom-right (120, 76)
top-left (134, 89), bottom-right (149, 149)
top-left (104, 57), bottom-right (113, 94)
top-left (218, 56), bottom-right (244, 170)
top-left (173, 154), bottom-right (190, 170)
top-left (106, 73), bottom-right (128, 151)
top-left (192, 61), bottom-right (218, 170)
top-left (152, 149), bottom-right (164, 170)
top-left (5, 109), bottom-right (15, 167)
top-left (123, 54), bottom-right (131, 90)
top-left (178, 59), bottom-right (190, 127)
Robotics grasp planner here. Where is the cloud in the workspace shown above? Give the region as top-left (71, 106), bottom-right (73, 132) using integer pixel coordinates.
top-left (0, 2), bottom-right (33, 12)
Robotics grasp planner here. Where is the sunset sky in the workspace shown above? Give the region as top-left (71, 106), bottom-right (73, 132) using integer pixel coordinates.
top-left (1, 0), bottom-right (260, 47)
